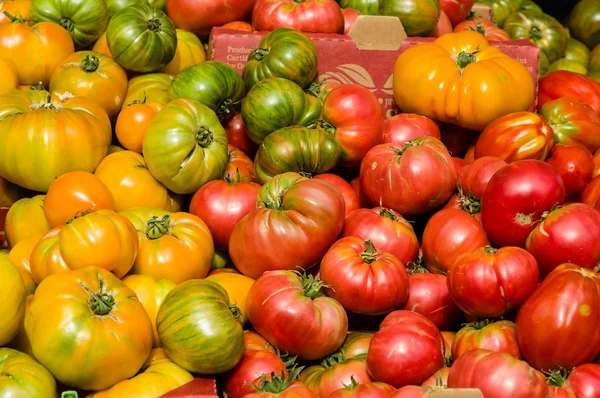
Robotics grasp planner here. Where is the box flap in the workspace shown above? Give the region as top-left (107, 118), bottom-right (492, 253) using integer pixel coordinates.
top-left (472, 3), bottom-right (495, 22)
top-left (348, 15), bottom-right (406, 51)
top-left (428, 389), bottom-right (484, 398)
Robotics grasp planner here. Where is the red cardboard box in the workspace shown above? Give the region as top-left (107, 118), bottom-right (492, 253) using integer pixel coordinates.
top-left (209, 15), bottom-right (540, 119)
top-left (159, 378), bottom-right (219, 398)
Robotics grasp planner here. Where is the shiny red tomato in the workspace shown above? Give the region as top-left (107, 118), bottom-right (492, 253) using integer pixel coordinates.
top-left (439, 123), bottom-right (478, 158)
top-left (453, 157), bottom-right (467, 174)
top-left (525, 203), bottom-right (600, 276)
top-left (329, 380), bottom-right (396, 398)
top-left (582, 175), bottom-right (600, 209)
top-left (422, 208), bottom-right (490, 274)
top-left (516, 264), bottom-right (600, 371)
top-left (224, 349), bottom-right (289, 398)
top-left (565, 364), bottom-right (600, 398)
top-left (388, 385), bottom-right (434, 397)
top-left (342, 8), bottom-right (360, 35)
top-left (366, 310), bottom-right (445, 388)
top-left (440, 0), bottom-right (474, 26)
top-left (428, 10), bottom-right (453, 38)
top-left (538, 70), bottom-right (600, 116)
top-left (447, 246), bottom-right (539, 318)
top-left (224, 145), bottom-right (256, 183)
top-left (546, 144), bottom-right (594, 197)
top-left (481, 160), bottom-right (565, 248)
top-left (382, 113), bottom-right (441, 147)
top-left (341, 207), bottom-right (419, 266)
top-left (458, 156), bottom-right (507, 200)
top-left (252, 0), bottom-right (344, 33)
top-left (594, 148), bottom-right (600, 178)
top-left (350, 177), bottom-right (372, 209)
top-left (313, 174), bottom-right (360, 217)
top-left (223, 113), bottom-right (259, 158)
top-left (452, 319), bottom-right (521, 360)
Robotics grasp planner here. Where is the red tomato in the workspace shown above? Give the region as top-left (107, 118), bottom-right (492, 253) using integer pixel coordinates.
top-left (421, 367), bottom-right (450, 388)
top-left (313, 174), bottom-right (360, 217)
top-left (452, 320), bottom-right (521, 360)
top-left (382, 113), bottom-right (441, 147)
top-left (222, 21), bottom-right (254, 31)
top-left (320, 237), bottom-right (409, 315)
top-left (252, 0), bottom-right (344, 33)
top-left (447, 246), bottom-right (539, 318)
top-left (342, 8), bottom-right (360, 35)
top-left (565, 364), bottom-right (600, 398)
top-left (246, 270), bottom-right (348, 361)
top-left (341, 207), bottom-right (419, 266)
top-left (366, 310), bottom-right (445, 388)
top-left (443, 193), bottom-right (482, 222)
top-left (546, 144), bottom-right (594, 197)
top-left (594, 148), bottom-right (600, 178)
top-left (166, 0), bottom-right (255, 37)
top-left (525, 203), bottom-right (600, 276)
top-left (481, 160), bottom-right (565, 248)
top-left (453, 157), bottom-right (467, 174)
top-left (549, 386), bottom-right (576, 398)
top-left (189, 173), bottom-right (261, 250)
top-left (464, 144), bottom-right (476, 163)
top-left (243, 330), bottom-right (275, 354)
top-left (360, 137), bottom-right (456, 215)
top-left (388, 386), bottom-right (432, 397)
top-left (350, 177), bottom-right (372, 208)
top-left (224, 145), bottom-right (256, 183)
top-left (538, 71), bottom-right (600, 116)
top-left (223, 113), bottom-right (259, 158)
top-left (422, 208), bottom-right (490, 274)
top-left (448, 350), bottom-right (550, 398)
top-left (458, 156), bottom-right (507, 200)
top-left (243, 369), bottom-right (317, 397)
top-left (439, 123), bottom-right (477, 158)
top-left (428, 10), bottom-right (453, 38)
top-left (581, 175), bottom-right (600, 209)
top-left (440, 0), bottom-right (474, 26)
top-left (329, 381), bottom-right (396, 398)
top-left (516, 264), bottom-right (600, 371)
top-left (224, 349), bottom-right (289, 398)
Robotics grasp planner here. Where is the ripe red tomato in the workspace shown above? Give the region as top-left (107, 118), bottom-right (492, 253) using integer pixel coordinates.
top-left (453, 157), bottom-right (467, 174)
top-left (452, 320), bottom-right (521, 360)
top-left (582, 175), bottom-right (600, 209)
top-left (383, 113), bottom-right (441, 147)
top-left (366, 310), bottom-right (445, 388)
top-left (525, 203), bottom-right (600, 276)
top-left (360, 137), bottom-right (456, 215)
top-left (458, 156), bottom-right (507, 200)
top-left (320, 237), bottom-right (410, 315)
top-left (388, 385), bottom-right (433, 397)
top-left (313, 174), bottom-right (360, 217)
top-left (440, 0), bottom-right (474, 26)
top-left (224, 349), bottom-right (289, 398)
top-left (481, 160), bottom-right (565, 248)
top-left (439, 123), bottom-right (477, 158)
top-left (516, 263), bottom-right (600, 371)
top-left (252, 0), bottom-right (344, 33)
top-left (350, 177), bottom-right (372, 208)
top-left (223, 113), bottom-right (259, 158)
top-left (447, 246), bottom-right (539, 318)
top-left (166, 0), bottom-right (255, 37)
top-left (342, 8), bottom-right (360, 35)
top-left (341, 207), bottom-right (419, 266)
top-left (428, 10), bottom-right (453, 38)
top-left (594, 148), bottom-right (600, 178)
top-left (224, 145), bottom-right (256, 183)
top-left (546, 144), bottom-right (594, 197)
top-left (422, 208), bottom-right (490, 274)
top-left (538, 70), bottom-right (600, 116)
top-left (329, 381), bottom-right (396, 398)
top-left (565, 364), bottom-right (600, 398)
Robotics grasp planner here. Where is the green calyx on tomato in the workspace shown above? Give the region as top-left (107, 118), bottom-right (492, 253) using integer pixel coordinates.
top-left (457, 190), bottom-right (481, 214)
top-left (79, 277), bottom-right (115, 316)
top-left (456, 50), bottom-right (480, 70)
top-left (252, 366), bottom-right (305, 394)
top-left (145, 215), bottom-right (171, 239)
top-left (225, 168), bottom-right (243, 186)
top-left (406, 250), bottom-right (427, 275)
top-left (147, 17), bottom-right (162, 31)
top-left (483, 246), bottom-right (499, 255)
top-left (530, 25), bottom-right (542, 40)
top-left (470, 318), bottom-right (494, 330)
top-left (60, 18), bottom-right (75, 34)
top-left (67, 209), bottom-right (96, 224)
top-left (229, 303), bottom-right (243, 324)
top-left (196, 126), bottom-right (216, 148)
top-left (378, 206), bottom-right (399, 221)
top-left (276, 348), bottom-right (298, 369)
top-left (469, 24), bottom-right (486, 36)
top-left (2, 10), bottom-right (26, 23)
top-left (249, 47), bottom-right (270, 61)
top-left (360, 240), bottom-right (379, 264)
top-left (545, 367), bottom-right (571, 388)
top-left (301, 273), bottom-right (327, 300)
top-left (342, 375), bottom-right (361, 390)
top-left (81, 55), bottom-right (100, 72)
top-left (321, 349), bottom-right (347, 368)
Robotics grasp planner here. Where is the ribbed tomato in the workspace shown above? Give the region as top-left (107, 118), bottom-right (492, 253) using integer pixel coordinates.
top-left (546, 144), bottom-right (594, 197)
top-left (383, 113), bottom-right (441, 147)
top-left (538, 70), bottom-right (600, 116)
top-left (0, 348), bottom-right (56, 397)
top-left (313, 174), bottom-right (360, 217)
top-left (252, 0), bottom-right (344, 33)
top-left (0, 256), bottom-right (25, 345)
top-left (458, 156), bottom-right (507, 200)
top-left (5, 195), bottom-right (51, 248)
top-left (454, 18), bottom-right (511, 40)
top-left (452, 319), bottom-right (521, 360)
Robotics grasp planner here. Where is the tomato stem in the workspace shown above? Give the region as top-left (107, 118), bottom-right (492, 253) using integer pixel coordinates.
top-left (468, 24), bottom-right (486, 36)
top-left (378, 207), bottom-right (398, 221)
top-left (252, 366), bottom-right (304, 393)
top-left (28, 81), bottom-right (46, 91)
top-left (229, 303), bottom-right (243, 325)
top-left (225, 168), bottom-right (242, 186)
top-left (66, 208), bottom-right (96, 224)
top-left (218, 98), bottom-right (237, 119)
top-left (275, 348), bottom-right (297, 369)
top-left (343, 375), bottom-right (360, 389)
top-left (321, 349), bottom-right (346, 368)
top-left (360, 240), bottom-right (379, 264)
top-left (2, 10), bottom-right (26, 23)
top-left (80, 277), bottom-right (115, 316)
top-left (302, 274), bottom-right (326, 299)
top-left (471, 318), bottom-right (492, 330)
top-left (196, 126), bottom-right (214, 148)
top-left (483, 246), bottom-right (499, 255)
top-left (80, 55), bottom-right (100, 72)
top-left (305, 82), bottom-right (322, 98)
top-left (146, 215), bottom-right (170, 239)
top-left (456, 50), bottom-right (479, 70)
top-left (147, 18), bottom-right (162, 31)
top-left (530, 25), bottom-right (543, 41)
top-left (458, 190), bottom-right (481, 215)
top-left (249, 47), bottom-right (270, 61)
top-left (319, 121), bottom-right (337, 136)
top-left (60, 18), bottom-right (75, 34)
top-left (545, 368), bottom-right (571, 387)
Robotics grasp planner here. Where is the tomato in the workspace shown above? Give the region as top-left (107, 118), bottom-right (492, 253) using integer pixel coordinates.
top-left (0, 348), bottom-right (56, 397)
top-left (453, 157), bottom-right (467, 174)
top-left (383, 113), bottom-right (441, 147)
top-left (30, 209), bottom-right (138, 284)
top-left (474, 112), bottom-right (554, 162)
top-left (0, 256), bottom-right (25, 345)
top-left (440, 0), bottom-right (473, 26)
top-left (360, 137), bottom-right (456, 215)
top-left (0, 56), bottom-right (18, 94)
top-left (458, 156), bottom-right (507, 200)
top-left (379, 0), bottom-right (440, 36)
top-left (243, 28), bottom-right (318, 92)
top-left (5, 195), bottom-right (50, 248)
top-left (247, 270), bottom-right (348, 360)
top-left (143, 98), bottom-right (229, 194)
top-left (564, 364), bottom-right (600, 398)
top-left (0, 0), bottom-right (31, 23)
top-left (582, 176), bottom-right (600, 209)
top-left (119, 208), bottom-right (214, 284)
top-left (548, 59), bottom-right (588, 75)
top-left (393, 31), bottom-right (534, 131)
top-left (5, 236), bottom-right (40, 295)
top-left (329, 380), bottom-right (396, 398)
top-left (567, 0), bottom-right (600, 48)
top-left (222, 21), bottom-right (253, 31)
top-left (122, 73), bottom-right (172, 108)
top-left (161, 29), bottom-right (206, 75)
top-left (106, 0), bottom-right (167, 18)
top-left (350, 176), bottom-right (373, 208)
top-left (50, 51), bottom-right (127, 118)
top-left (0, 175), bottom-right (28, 209)
top-left (204, 273), bottom-right (255, 325)
top-left (342, 8), bottom-right (361, 34)
top-left (428, 10), bottom-right (453, 38)
top-left (546, 144), bottom-right (594, 197)
top-left (223, 113), bottom-right (259, 158)
top-left (229, 173), bottom-right (345, 279)
top-left (43, 171), bottom-right (115, 227)
top-left (311, 174), bottom-right (358, 216)
top-left (244, 368), bottom-right (317, 398)
top-left (92, 31), bottom-right (112, 57)
top-left (225, 145), bottom-right (256, 183)
top-left (452, 319), bottom-right (520, 360)
top-left (422, 208), bottom-right (490, 274)
top-left (107, 5), bottom-right (177, 73)
top-left (116, 102), bottom-right (163, 153)
top-left (448, 350), bottom-right (549, 397)
top-left (224, 348), bottom-right (289, 398)
top-left (338, 0), bottom-right (377, 14)
top-left (454, 18), bottom-right (511, 40)
top-left (367, 310), bottom-right (444, 388)
top-left (242, 77), bottom-right (322, 144)
top-left (476, 0), bottom-right (523, 28)
top-left (189, 172), bottom-right (260, 250)
top-left (481, 160), bottom-right (565, 248)
top-left (252, 0), bottom-right (344, 33)
top-left (590, 45), bottom-right (600, 83)
top-left (538, 70), bottom-right (600, 116)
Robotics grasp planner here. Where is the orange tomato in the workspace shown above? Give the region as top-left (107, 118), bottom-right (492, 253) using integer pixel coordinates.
top-left (115, 102), bottom-right (164, 153)
top-left (30, 209), bottom-right (138, 284)
top-left (221, 21), bottom-right (253, 32)
top-left (92, 31), bottom-right (112, 58)
top-left (119, 208), bottom-right (214, 284)
top-left (161, 29), bottom-right (206, 76)
top-left (121, 73), bottom-right (172, 109)
top-left (50, 51), bottom-right (128, 118)
top-left (0, 0), bottom-right (31, 24)
top-left (0, 175), bottom-right (27, 208)
top-left (5, 195), bottom-right (51, 248)
top-left (0, 57), bottom-right (18, 93)
top-left (6, 294), bottom-right (33, 357)
top-left (108, 145), bottom-right (125, 154)
top-left (5, 235), bottom-right (40, 295)
top-left (95, 151), bottom-right (182, 213)
top-left (204, 272), bottom-right (255, 325)
top-left (43, 171), bottom-right (115, 228)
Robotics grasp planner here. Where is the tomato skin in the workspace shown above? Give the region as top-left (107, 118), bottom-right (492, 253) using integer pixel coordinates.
top-left (439, 123), bottom-right (477, 158)
top-left (223, 113), bottom-right (259, 158)
top-left (350, 177), bottom-right (373, 209)
top-left (549, 387), bottom-right (576, 398)
top-left (440, 0), bottom-right (474, 26)
top-left (161, 28), bottom-right (206, 75)
top-left (481, 160), bottom-right (565, 248)
top-left (329, 382), bottom-right (395, 398)
top-left (224, 349), bottom-right (288, 398)
top-left (454, 18), bottom-right (511, 40)
top-left (379, 0), bottom-right (440, 37)
top-left (546, 144), bottom-right (594, 197)
top-left (516, 264), bottom-right (600, 371)
top-left (4, 236), bottom-right (39, 295)
top-left (222, 21), bottom-right (253, 31)
top-left (116, 102), bottom-right (164, 153)
top-left (313, 174), bottom-right (360, 217)
top-left (247, 270), bottom-right (348, 361)
top-left (382, 113), bottom-right (441, 147)
top-left (92, 31), bottom-right (112, 57)
top-left (252, 0), bottom-right (344, 34)
top-left (567, 0), bottom-right (600, 49)
top-left (342, 8), bottom-right (361, 35)
top-left (224, 145), bottom-right (256, 183)
top-left (204, 273), bottom-right (255, 325)
top-left (0, 256), bottom-right (25, 345)
top-left (538, 71), bottom-right (600, 116)
top-left (421, 366), bottom-right (450, 388)
top-left (5, 195), bottom-right (51, 248)
top-left (448, 246), bottom-right (539, 318)
top-left (582, 176), bottom-right (600, 209)
top-left (565, 364), bottom-right (600, 398)
top-left (122, 73), bottom-right (172, 108)
top-left (428, 10), bottom-right (452, 38)
top-left (0, 348), bottom-right (57, 397)
top-left (422, 208), bottom-right (490, 275)
top-left (0, 1), bottom-right (32, 24)
top-left (458, 156), bottom-right (507, 200)
top-left (0, 57), bottom-right (18, 94)
top-left (452, 320), bottom-right (521, 360)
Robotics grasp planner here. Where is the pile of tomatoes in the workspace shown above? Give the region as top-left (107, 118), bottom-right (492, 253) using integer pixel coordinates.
top-left (1, 0), bottom-right (600, 397)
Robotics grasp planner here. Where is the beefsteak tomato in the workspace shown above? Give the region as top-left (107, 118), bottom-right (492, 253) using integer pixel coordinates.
top-left (564, 364), bottom-right (600, 398)
top-left (383, 113), bottom-right (441, 147)
top-left (378, 0), bottom-right (440, 36)
top-left (0, 256), bottom-right (25, 345)
top-left (161, 28), bottom-right (206, 75)
top-left (313, 174), bottom-right (360, 216)
top-left (458, 156), bottom-right (507, 200)
top-left (546, 144), bottom-right (594, 197)
top-left (567, 0), bottom-right (600, 49)
top-left (538, 70), bottom-right (600, 116)
top-left (252, 0), bottom-right (344, 33)
top-left (5, 195), bottom-right (51, 248)
top-left (452, 319), bottom-right (521, 360)
top-left (0, 348), bottom-right (56, 397)
top-left (454, 18), bottom-right (511, 40)
top-left (122, 73), bottom-right (172, 108)
top-left (476, 0), bottom-right (523, 28)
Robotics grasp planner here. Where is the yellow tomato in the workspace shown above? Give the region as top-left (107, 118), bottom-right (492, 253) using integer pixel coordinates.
top-left (5, 195), bottom-right (51, 248)
top-left (143, 347), bottom-right (171, 369)
top-left (0, 256), bottom-right (25, 345)
top-left (0, 57), bottom-right (18, 93)
top-left (6, 294), bottom-right (33, 357)
top-left (6, 236), bottom-right (40, 295)
top-left (92, 31), bottom-right (112, 58)
top-left (122, 73), bottom-right (172, 109)
top-left (205, 272), bottom-right (255, 325)
top-left (161, 29), bottom-right (206, 75)
top-left (0, 175), bottom-right (27, 208)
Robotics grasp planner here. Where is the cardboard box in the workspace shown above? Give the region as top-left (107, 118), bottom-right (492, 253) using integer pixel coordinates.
top-left (209, 15), bottom-right (539, 119)
top-left (472, 3), bottom-right (495, 21)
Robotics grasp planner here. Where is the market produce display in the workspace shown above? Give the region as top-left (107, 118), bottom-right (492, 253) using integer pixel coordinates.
top-left (1, 0), bottom-right (600, 397)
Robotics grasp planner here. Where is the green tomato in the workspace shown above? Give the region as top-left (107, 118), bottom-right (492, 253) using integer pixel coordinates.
top-left (548, 58), bottom-right (588, 75)
top-left (564, 38), bottom-right (591, 66)
top-left (567, 0), bottom-right (600, 49)
top-left (378, 0), bottom-right (440, 37)
top-left (338, 0), bottom-right (379, 15)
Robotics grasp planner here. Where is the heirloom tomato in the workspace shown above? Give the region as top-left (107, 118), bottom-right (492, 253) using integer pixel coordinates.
top-left (224, 146), bottom-right (255, 182)
top-left (223, 113), bottom-right (259, 157)
top-left (313, 174), bottom-right (360, 216)
top-left (0, 91), bottom-right (111, 192)
top-left (247, 270), bottom-right (348, 360)
top-left (339, 0), bottom-right (377, 14)
top-left (591, 45), bottom-right (600, 83)
top-left (252, 0), bottom-right (344, 33)
top-left (383, 113), bottom-right (441, 146)
top-left (143, 98), bottom-right (229, 194)
top-left (107, 5), bottom-right (177, 73)
top-left (474, 112), bottom-right (554, 162)
top-left (393, 31), bottom-right (534, 131)
top-left (350, 176), bottom-right (373, 208)
top-left (564, 364), bottom-right (600, 398)
top-left (122, 275), bottom-right (176, 348)
top-left (452, 319), bottom-right (521, 360)
top-left (50, 51), bottom-right (127, 118)
top-left (229, 173), bottom-right (345, 279)
top-left (360, 137), bottom-right (456, 215)
top-left (157, 280), bottom-right (245, 374)
top-left (546, 144), bottom-right (594, 197)
top-left (0, 175), bottom-right (27, 208)
top-left (222, 21), bottom-right (253, 31)
top-left (448, 246), bottom-right (539, 318)
top-left (122, 73), bottom-right (172, 108)
top-left (526, 203), bottom-right (600, 276)
top-left (92, 32), bottom-right (111, 57)
top-left (0, 57), bottom-right (18, 94)
top-left (244, 368), bottom-right (317, 397)
top-left (565, 37), bottom-right (591, 65)
top-left (5, 195), bottom-right (50, 248)
top-left (422, 367), bottom-right (450, 387)
top-left (161, 29), bottom-right (206, 75)
top-left (5, 236), bottom-right (39, 295)
top-left (428, 10), bottom-right (453, 38)
top-left (204, 273), bottom-right (255, 325)
top-left (422, 208), bottom-right (489, 274)
top-left (458, 156), bottom-right (507, 200)
top-left (116, 102), bottom-right (164, 153)
top-left (440, 0), bottom-right (473, 26)
top-left (481, 160), bottom-right (565, 248)
top-left (189, 172), bottom-right (260, 250)
top-left (538, 71), bottom-right (600, 116)
top-left (30, 209), bottom-right (138, 284)
top-left (243, 28), bottom-right (318, 92)
top-left (0, 256), bottom-right (25, 345)
top-left (0, 0), bottom-right (31, 23)
top-left (168, 61), bottom-right (245, 119)
top-left (106, 0), bottom-right (167, 18)
top-left (329, 380), bottom-right (396, 398)
top-left (454, 18), bottom-right (511, 40)
top-left (379, 0), bottom-right (440, 36)
top-left (119, 207), bottom-right (214, 284)
top-left (548, 59), bottom-right (588, 75)
top-left (44, 171), bottom-right (115, 227)
top-left (567, 0), bottom-right (600, 49)
top-left (448, 350), bottom-right (549, 398)
top-left (582, 176), bottom-right (600, 209)
top-left (0, 348), bottom-right (56, 398)
top-left (476, 0), bottom-right (523, 28)
top-left (306, 81), bottom-right (340, 104)
top-left (342, 8), bottom-right (361, 34)
top-left (320, 237), bottom-right (410, 315)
